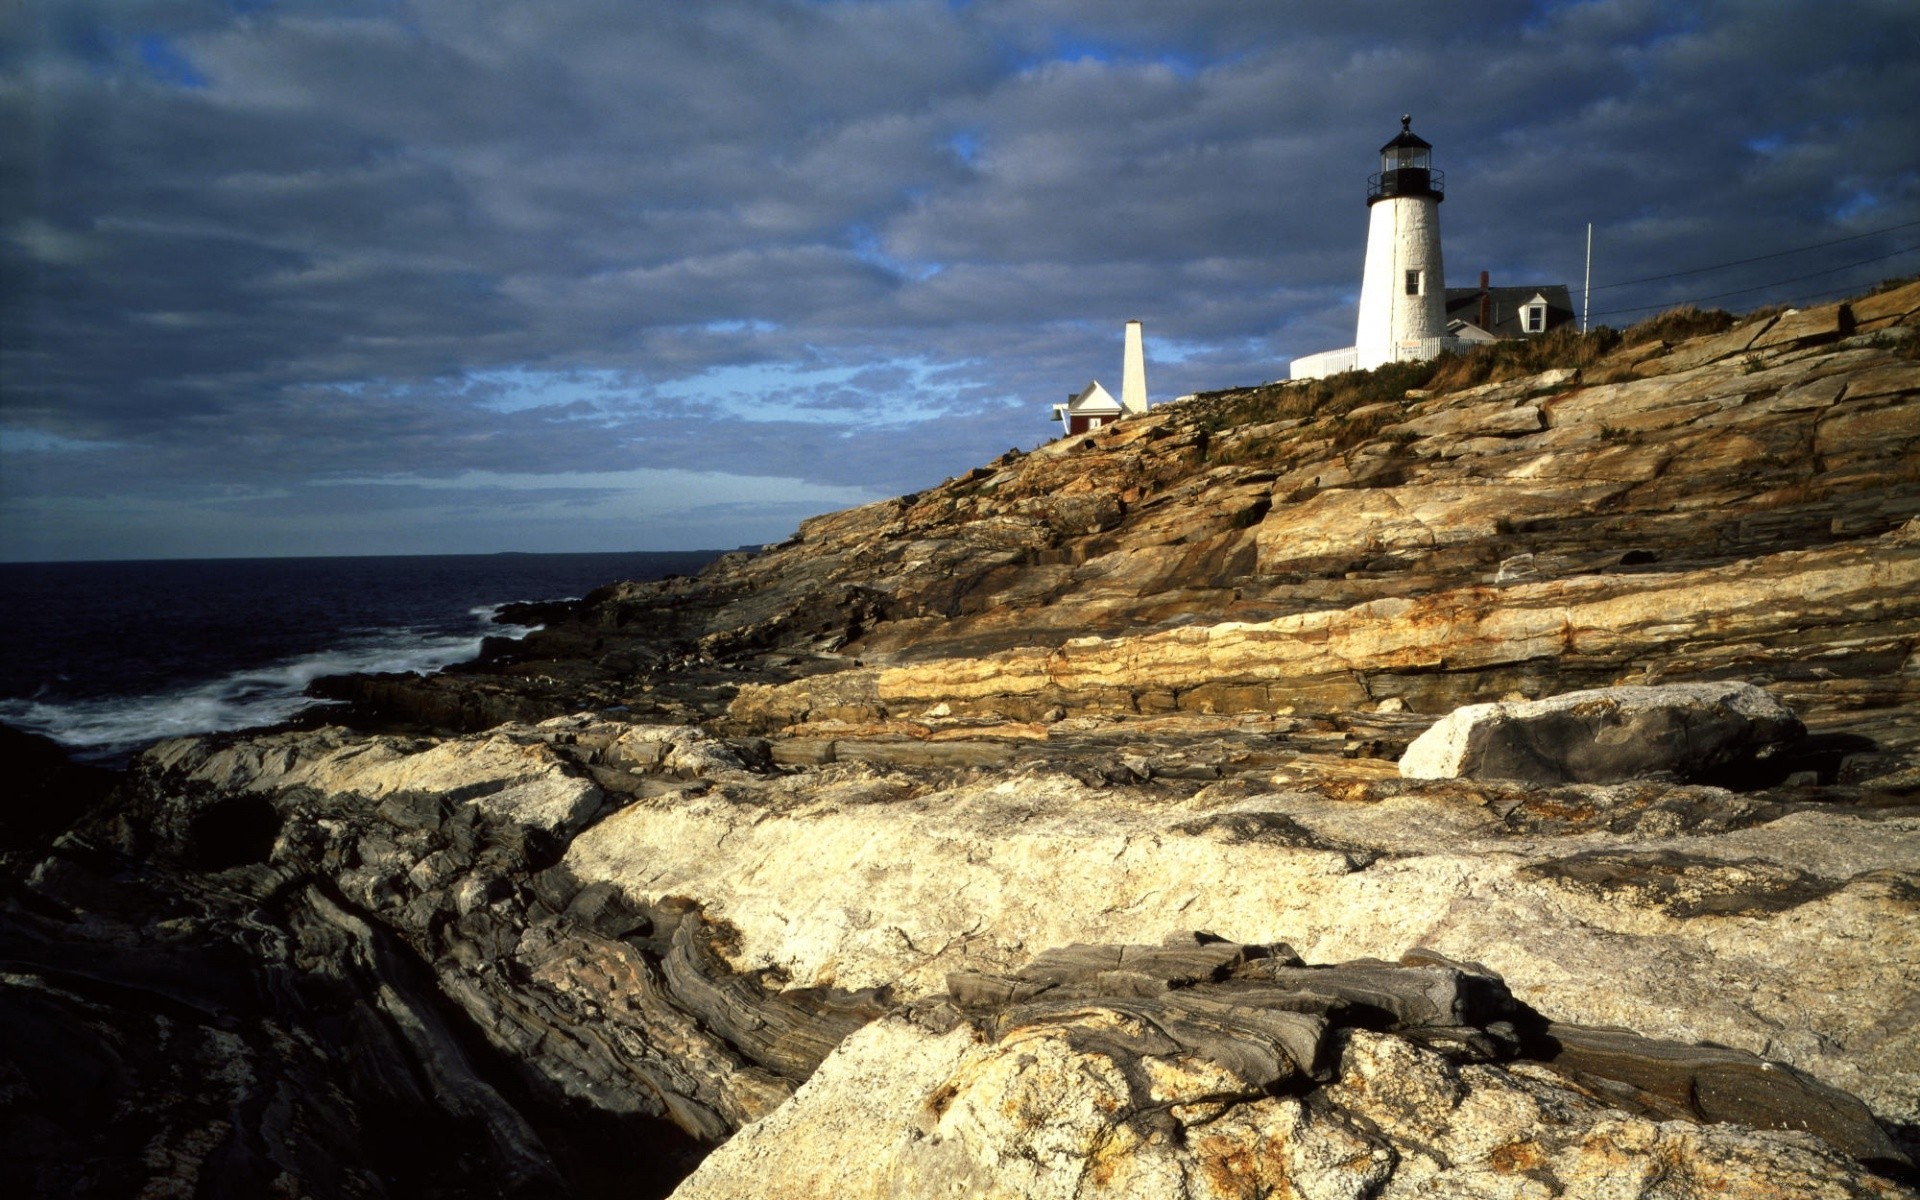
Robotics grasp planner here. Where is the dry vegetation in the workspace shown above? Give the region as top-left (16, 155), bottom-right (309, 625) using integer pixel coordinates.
top-left (1189, 357), bottom-right (1439, 437)
top-left (1189, 293), bottom-right (1874, 439)
top-left (1170, 279), bottom-right (1920, 472)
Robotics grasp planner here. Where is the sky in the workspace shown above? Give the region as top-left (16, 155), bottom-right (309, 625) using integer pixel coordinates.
top-left (3, 1), bottom-right (1917, 561)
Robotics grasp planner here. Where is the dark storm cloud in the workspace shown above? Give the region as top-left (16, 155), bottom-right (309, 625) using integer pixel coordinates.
top-left (4, 0), bottom-right (1917, 558)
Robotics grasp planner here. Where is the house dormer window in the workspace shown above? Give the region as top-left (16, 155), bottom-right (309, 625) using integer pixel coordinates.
top-left (1522, 297), bottom-right (1547, 333)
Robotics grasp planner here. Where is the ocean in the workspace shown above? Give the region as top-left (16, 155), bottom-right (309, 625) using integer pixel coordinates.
top-left (0, 551), bottom-right (723, 765)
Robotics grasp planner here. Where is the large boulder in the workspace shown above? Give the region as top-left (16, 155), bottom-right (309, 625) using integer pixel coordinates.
top-left (1398, 682), bottom-right (1804, 783)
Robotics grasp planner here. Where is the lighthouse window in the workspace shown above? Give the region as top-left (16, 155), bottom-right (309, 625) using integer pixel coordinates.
top-left (1405, 269), bottom-right (1422, 296)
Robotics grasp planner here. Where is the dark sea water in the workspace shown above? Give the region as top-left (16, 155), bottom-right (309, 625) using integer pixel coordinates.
top-left (0, 551), bottom-right (723, 765)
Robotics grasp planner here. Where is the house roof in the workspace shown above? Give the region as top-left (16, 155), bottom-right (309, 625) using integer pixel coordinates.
top-left (1444, 284), bottom-right (1577, 338)
top-left (1061, 380), bottom-right (1122, 414)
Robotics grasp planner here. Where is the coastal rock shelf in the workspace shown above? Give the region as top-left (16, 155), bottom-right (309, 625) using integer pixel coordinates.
top-left (5, 285), bottom-right (1919, 1197)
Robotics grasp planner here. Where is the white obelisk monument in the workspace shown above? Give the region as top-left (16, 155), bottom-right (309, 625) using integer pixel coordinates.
top-left (1120, 319), bottom-right (1148, 414)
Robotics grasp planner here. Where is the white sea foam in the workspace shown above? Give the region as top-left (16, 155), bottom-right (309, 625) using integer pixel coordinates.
top-left (0, 606), bottom-right (540, 763)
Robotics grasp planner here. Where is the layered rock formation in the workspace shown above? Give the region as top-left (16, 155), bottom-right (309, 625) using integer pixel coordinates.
top-left (5, 283), bottom-right (1919, 1197)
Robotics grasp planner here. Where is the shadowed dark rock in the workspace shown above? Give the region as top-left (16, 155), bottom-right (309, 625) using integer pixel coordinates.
top-left (1540, 1022), bottom-right (1909, 1170)
top-left (1526, 848), bottom-right (1842, 916)
top-left (0, 725), bottom-right (118, 852)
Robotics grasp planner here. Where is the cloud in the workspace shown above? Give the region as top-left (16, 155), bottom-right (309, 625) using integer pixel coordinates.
top-left (3, 0), bottom-right (1917, 558)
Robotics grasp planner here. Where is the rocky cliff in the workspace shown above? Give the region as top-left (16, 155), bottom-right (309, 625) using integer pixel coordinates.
top-left (5, 283), bottom-right (1919, 1198)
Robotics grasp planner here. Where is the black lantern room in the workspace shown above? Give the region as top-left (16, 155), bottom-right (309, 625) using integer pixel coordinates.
top-left (1367, 115), bottom-right (1444, 206)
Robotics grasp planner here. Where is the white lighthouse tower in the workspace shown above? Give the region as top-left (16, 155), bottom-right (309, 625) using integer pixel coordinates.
top-left (1353, 116), bottom-right (1447, 371)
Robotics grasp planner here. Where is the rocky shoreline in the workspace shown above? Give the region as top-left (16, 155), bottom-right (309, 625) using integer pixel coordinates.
top-left (4, 284), bottom-right (1919, 1197)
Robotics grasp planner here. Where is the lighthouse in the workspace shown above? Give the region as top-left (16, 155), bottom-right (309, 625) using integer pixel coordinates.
top-left (1290, 119), bottom-right (1572, 382)
top-left (1354, 116), bottom-right (1447, 370)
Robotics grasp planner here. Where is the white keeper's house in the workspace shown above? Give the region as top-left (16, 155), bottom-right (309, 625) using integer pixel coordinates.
top-left (1291, 118), bottom-right (1575, 381)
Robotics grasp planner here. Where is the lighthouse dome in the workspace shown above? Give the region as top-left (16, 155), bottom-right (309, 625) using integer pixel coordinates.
top-left (1369, 115), bottom-right (1444, 205)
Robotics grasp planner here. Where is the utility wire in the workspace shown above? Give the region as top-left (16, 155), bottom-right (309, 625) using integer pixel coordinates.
top-left (1587, 243), bottom-right (1920, 320)
top-left (1587, 217), bottom-right (1920, 292)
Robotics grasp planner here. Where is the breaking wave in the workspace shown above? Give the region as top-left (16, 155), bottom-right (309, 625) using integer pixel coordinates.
top-left (0, 605), bottom-right (538, 764)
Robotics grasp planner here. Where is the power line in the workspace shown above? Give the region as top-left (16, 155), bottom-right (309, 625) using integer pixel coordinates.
top-left (1587, 243), bottom-right (1920, 320)
top-left (1588, 217), bottom-right (1920, 292)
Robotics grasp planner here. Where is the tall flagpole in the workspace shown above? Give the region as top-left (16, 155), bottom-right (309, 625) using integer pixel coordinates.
top-left (1583, 222), bottom-right (1593, 334)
